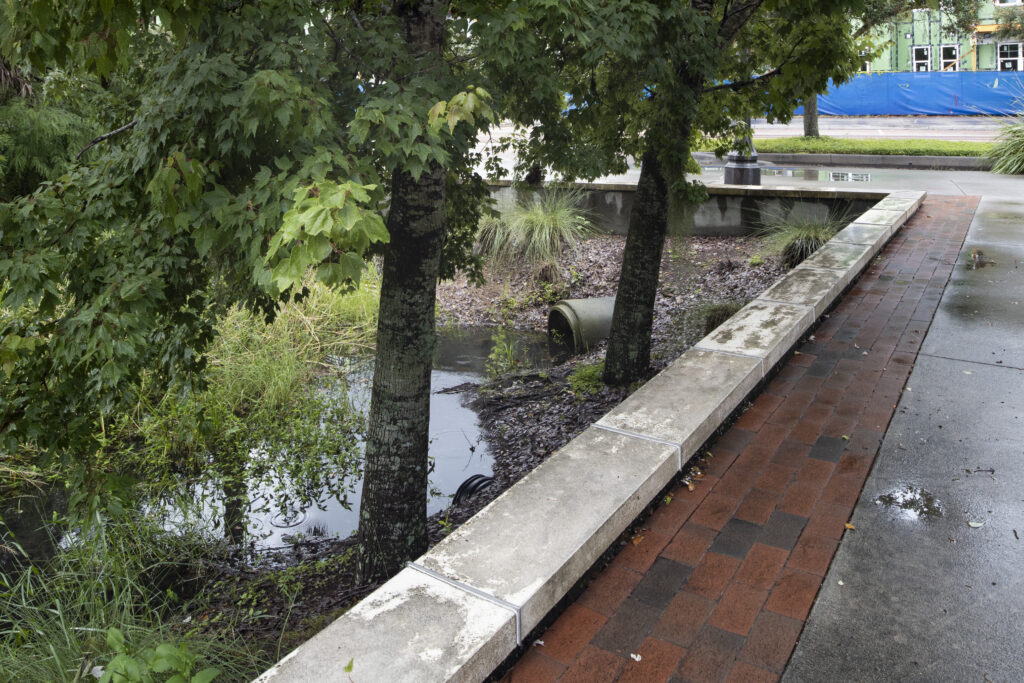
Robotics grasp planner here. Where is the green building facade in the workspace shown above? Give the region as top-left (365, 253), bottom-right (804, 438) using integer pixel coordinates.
top-left (866, 1), bottom-right (1023, 72)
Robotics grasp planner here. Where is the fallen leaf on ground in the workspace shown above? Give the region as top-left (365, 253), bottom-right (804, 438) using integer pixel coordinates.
top-left (844, 523), bottom-right (856, 530)
top-left (632, 534), bottom-right (646, 545)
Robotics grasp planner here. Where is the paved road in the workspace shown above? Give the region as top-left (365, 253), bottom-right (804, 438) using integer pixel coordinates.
top-left (752, 116), bottom-right (1006, 142)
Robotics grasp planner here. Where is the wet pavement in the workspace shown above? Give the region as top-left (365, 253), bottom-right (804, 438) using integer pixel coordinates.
top-left (503, 196), bottom-right (985, 682)
top-left (784, 194), bottom-right (1024, 680)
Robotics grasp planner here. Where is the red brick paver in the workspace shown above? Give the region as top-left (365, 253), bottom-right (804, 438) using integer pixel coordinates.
top-left (503, 196), bottom-right (976, 682)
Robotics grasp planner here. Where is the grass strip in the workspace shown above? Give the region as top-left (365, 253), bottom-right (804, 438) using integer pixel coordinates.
top-left (698, 136), bottom-right (992, 157)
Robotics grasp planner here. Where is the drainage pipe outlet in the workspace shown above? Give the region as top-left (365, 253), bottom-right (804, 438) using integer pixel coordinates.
top-left (547, 296), bottom-right (616, 354)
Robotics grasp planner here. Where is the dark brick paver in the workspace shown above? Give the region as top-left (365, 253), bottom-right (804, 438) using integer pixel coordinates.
top-left (503, 196), bottom-right (977, 682)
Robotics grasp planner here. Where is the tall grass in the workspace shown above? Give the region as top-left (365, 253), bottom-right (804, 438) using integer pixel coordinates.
top-left (0, 515), bottom-right (265, 682)
top-left (757, 209), bottom-right (850, 268)
top-left (477, 188), bottom-right (596, 268)
top-left (205, 265), bottom-right (381, 417)
top-left (109, 269), bottom-right (379, 518)
top-left (987, 115), bottom-right (1024, 175)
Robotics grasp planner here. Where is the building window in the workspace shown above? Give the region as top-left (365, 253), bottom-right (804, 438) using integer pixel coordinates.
top-left (941, 45), bottom-right (960, 71)
top-left (999, 43), bottom-right (1023, 71)
top-left (912, 46), bottom-right (932, 71)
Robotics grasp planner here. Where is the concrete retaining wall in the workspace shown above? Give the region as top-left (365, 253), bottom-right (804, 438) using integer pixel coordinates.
top-left (489, 182), bottom-right (879, 237)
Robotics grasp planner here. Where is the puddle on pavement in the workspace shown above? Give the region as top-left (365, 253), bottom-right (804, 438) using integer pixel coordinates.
top-left (966, 248), bottom-right (997, 270)
top-left (876, 484), bottom-right (943, 519)
top-left (701, 167), bottom-right (874, 183)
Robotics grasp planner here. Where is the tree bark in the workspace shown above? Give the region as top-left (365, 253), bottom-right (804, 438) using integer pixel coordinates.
top-left (357, 165), bottom-right (446, 584)
top-left (356, 0), bottom-right (448, 585)
top-left (602, 148), bottom-right (669, 386)
top-left (803, 95), bottom-right (819, 138)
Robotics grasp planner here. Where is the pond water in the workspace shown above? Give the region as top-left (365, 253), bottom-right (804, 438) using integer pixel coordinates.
top-left (199, 327), bottom-right (558, 549)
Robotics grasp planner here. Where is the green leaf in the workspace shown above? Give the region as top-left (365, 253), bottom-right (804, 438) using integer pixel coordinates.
top-left (344, 658), bottom-right (354, 673)
top-left (191, 668), bottom-right (221, 683)
top-left (427, 100), bottom-right (446, 129)
top-left (106, 627), bottom-right (126, 652)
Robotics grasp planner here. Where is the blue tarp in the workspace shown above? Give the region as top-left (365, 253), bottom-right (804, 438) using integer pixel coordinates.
top-left (794, 72), bottom-right (1024, 116)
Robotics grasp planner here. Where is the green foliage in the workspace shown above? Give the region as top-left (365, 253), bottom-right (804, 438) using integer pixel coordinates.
top-left (714, 136), bottom-right (991, 157)
top-left (268, 181), bottom-right (389, 294)
top-left (99, 628), bottom-right (220, 683)
top-left (993, 6), bottom-right (1024, 42)
top-left (857, 1), bottom-right (981, 37)
top-left (111, 276), bottom-right (375, 523)
top-left (477, 188), bottom-right (595, 269)
top-left (0, 0), bottom-right (516, 493)
top-left (987, 116), bottom-right (1024, 175)
top-left (485, 328), bottom-right (526, 378)
top-left (568, 361), bottom-right (605, 397)
top-left (0, 97), bottom-right (91, 201)
top-left (758, 210), bottom-right (850, 269)
top-left (0, 515), bottom-right (263, 682)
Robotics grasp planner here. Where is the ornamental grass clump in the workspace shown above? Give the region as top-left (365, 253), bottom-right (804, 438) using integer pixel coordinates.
top-left (987, 115), bottom-right (1024, 175)
top-left (477, 188), bottom-right (596, 271)
top-left (758, 209), bottom-right (850, 269)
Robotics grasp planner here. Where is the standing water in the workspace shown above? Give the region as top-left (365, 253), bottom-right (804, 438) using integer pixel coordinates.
top-left (204, 326), bottom-right (557, 548)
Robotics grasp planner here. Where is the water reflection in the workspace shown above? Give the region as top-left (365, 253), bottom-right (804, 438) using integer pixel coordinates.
top-left (876, 484), bottom-right (943, 519)
top-left (176, 327), bottom-right (557, 549)
top-left (701, 167), bottom-right (873, 183)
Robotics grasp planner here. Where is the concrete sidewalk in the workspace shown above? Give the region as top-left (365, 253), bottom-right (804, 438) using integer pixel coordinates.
top-left (784, 197), bottom-right (1024, 681)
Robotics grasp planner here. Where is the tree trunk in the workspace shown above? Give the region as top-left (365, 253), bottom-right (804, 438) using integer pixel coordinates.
top-left (357, 166), bottom-right (446, 584)
top-left (356, 0), bottom-right (448, 585)
top-left (602, 149), bottom-right (669, 386)
top-left (803, 96), bottom-right (819, 138)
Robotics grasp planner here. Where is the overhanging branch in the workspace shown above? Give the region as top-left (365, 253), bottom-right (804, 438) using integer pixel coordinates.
top-left (76, 120), bottom-right (138, 159)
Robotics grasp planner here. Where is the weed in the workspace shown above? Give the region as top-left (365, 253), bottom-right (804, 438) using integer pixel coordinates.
top-left (696, 301), bottom-right (745, 335)
top-left (485, 328), bottom-right (525, 378)
top-left (0, 514), bottom-right (263, 682)
top-left (568, 361), bottom-right (605, 397)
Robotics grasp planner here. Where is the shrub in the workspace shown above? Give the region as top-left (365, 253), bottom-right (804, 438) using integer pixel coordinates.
top-left (477, 188), bottom-right (596, 271)
top-left (987, 116), bottom-right (1024, 175)
top-left (757, 209), bottom-right (849, 268)
top-left (698, 301), bottom-right (744, 335)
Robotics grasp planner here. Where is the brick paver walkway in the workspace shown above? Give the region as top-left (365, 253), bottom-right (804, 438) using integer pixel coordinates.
top-left (505, 196), bottom-right (978, 683)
